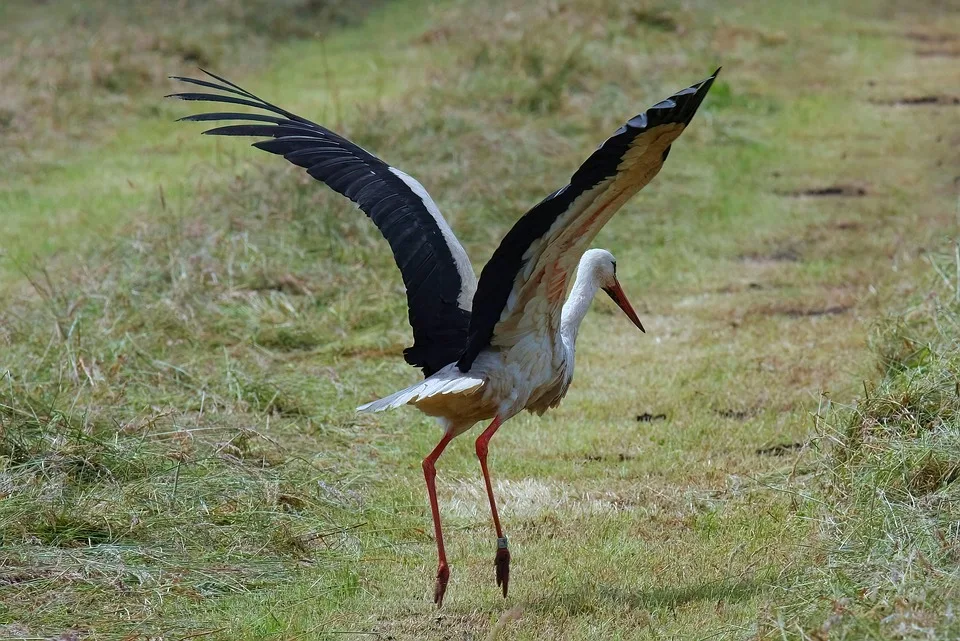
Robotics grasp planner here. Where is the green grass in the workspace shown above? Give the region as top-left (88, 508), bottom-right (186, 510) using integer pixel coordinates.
top-left (781, 250), bottom-right (960, 638)
top-left (2, 0), bottom-right (960, 638)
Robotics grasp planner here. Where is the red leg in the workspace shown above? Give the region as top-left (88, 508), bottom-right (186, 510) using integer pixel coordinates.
top-left (475, 416), bottom-right (511, 597)
top-left (422, 431), bottom-right (454, 607)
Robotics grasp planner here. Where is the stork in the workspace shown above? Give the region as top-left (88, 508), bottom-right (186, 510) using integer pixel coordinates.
top-left (171, 68), bottom-right (718, 606)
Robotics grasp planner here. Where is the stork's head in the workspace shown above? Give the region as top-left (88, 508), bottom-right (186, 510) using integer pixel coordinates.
top-left (582, 249), bottom-right (645, 333)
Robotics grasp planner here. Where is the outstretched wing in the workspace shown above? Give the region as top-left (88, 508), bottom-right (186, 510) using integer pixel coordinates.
top-left (169, 71), bottom-right (477, 376)
top-left (458, 69), bottom-right (719, 372)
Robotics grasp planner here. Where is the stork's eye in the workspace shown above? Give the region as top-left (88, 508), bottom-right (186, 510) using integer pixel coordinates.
top-left (611, 260), bottom-right (617, 274)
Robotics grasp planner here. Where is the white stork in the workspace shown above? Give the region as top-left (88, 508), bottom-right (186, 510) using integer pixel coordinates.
top-left (171, 68), bottom-right (718, 606)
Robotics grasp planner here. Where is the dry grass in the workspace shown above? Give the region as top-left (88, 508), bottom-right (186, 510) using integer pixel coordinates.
top-left (0, 0), bottom-right (375, 148)
top-left (781, 249), bottom-right (960, 639)
top-left (2, 0), bottom-right (959, 638)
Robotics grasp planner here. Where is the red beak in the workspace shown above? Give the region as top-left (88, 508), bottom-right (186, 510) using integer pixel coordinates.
top-left (603, 279), bottom-right (645, 333)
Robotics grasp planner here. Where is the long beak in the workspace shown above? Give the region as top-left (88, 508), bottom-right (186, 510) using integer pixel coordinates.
top-left (603, 279), bottom-right (645, 333)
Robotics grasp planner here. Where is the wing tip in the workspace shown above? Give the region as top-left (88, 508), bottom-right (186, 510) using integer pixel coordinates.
top-left (696, 66), bottom-right (722, 98)
top-left (683, 67), bottom-right (723, 120)
top-left (671, 65), bottom-right (722, 126)
top-left (620, 65), bottom-right (721, 132)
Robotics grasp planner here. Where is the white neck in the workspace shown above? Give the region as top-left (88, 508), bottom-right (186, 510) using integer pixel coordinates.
top-left (559, 262), bottom-right (602, 348)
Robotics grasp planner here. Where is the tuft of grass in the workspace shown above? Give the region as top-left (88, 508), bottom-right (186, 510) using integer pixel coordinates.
top-left (0, 323), bottom-right (369, 634)
top-left (0, 0), bottom-right (377, 147)
top-left (0, 0), bottom-right (383, 273)
top-left (783, 249), bottom-right (960, 638)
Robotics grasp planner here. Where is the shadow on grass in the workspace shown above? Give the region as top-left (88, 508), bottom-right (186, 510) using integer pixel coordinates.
top-left (524, 574), bottom-right (772, 615)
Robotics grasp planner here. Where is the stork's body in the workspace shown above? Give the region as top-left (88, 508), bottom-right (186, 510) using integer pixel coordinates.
top-left (361, 248), bottom-right (633, 433)
top-left (172, 68), bottom-right (718, 606)
top-left (355, 248), bottom-right (645, 600)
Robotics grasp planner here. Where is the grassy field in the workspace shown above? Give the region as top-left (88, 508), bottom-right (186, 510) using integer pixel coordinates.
top-left (2, 0), bottom-right (959, 639)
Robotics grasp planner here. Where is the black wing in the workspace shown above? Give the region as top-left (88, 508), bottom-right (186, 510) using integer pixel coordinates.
top-left (457, 69), bottom-right (719, 372)
top-left (169, 70), bottom-right (477, 376)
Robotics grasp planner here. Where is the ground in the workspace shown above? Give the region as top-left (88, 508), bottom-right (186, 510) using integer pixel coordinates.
top-left (1, 0), bottom-right (959, 639)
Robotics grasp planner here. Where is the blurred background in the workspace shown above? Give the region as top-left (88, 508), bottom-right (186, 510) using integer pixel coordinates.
top-left (2, 0), bottom-right (959, 639)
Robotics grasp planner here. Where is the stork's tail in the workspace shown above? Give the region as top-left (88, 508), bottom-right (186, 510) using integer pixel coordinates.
top-left (356, 364), bottom-right (485, 413)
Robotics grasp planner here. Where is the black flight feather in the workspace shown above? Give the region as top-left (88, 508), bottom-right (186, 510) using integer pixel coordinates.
top-left (457, 68), bottom-right (719, 372)
top-left (170, 71), bottom-right (474, 376)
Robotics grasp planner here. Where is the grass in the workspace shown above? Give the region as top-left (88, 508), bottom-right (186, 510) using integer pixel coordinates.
top-left (782, 250), bottom-right (960, 639)
top-left (2, 0), bottom-right (959, 638)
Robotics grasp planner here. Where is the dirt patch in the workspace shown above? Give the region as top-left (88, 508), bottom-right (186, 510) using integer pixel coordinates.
top-left (636, 412), bottom-right (667, 422)
top-left (715, 408), bottom-right (758, 421)
top-left (904, 31), bottom-right (958, 43)
top-left (630, 9), bottom-right (680, 32)
top-left (872, 96), bottom-right (960, 106)
top-left (781, 305), bottom-right (851, 318)
top-left (741, 247), bottom-right (802, 264)
top-left (769, 248), bottom-right (802, 261)
top-left (715, 281), bottom-right (770, 295)
top-left (916, 49), bottom-right (960, 58)
top-left (416, 26), bottom-right (454, 45)
top-left (777, 185), bottom-right (867, 197)
top-left (756, 442), bottom-right (805, 456)
top-left (745, 297), bottom-right (854, 320)
top-left (713, 24), bottom-right (789, 49)
top-left (582, 453), bottom-right (636, 462)
top-left (833, 221), bottom-right (862, 231)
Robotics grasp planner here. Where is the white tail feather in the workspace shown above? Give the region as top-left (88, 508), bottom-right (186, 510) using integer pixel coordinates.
top-left (356, 364), bottom-right (484, 413)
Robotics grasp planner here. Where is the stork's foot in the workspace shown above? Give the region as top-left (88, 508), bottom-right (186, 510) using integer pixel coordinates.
top-left (494, 537), bottom-right (511, 597)
top-left (434, 563), bottom-right (450, 607)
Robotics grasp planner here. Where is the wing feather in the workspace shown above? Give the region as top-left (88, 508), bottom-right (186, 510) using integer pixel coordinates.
top-left (458, 69), bottom-right (720, 371)
top-left (170, 71), bottom-right (477, 375)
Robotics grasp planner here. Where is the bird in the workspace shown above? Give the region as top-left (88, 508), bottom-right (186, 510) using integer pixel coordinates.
top-left (170, 67), bottom-right (718, 606)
